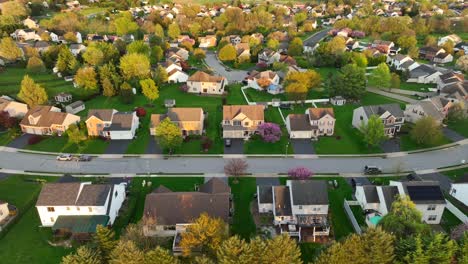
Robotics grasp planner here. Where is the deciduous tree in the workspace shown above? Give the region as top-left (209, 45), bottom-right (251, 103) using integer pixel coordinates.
top-left (370, 63), bottom-right (391, 90)
top-left (257, 122), bottom-right (282, 143)
top-left (287, 37), bottom-right (303, 56)
top-left (113, 13), bottom-right (139, 36)
top-left (150, 46), bottom-right (163, 64)
top-left (266, 38), bottom-right (279, 51)
top-left (109, 240), bottom-right (145, 264)
top-left (144, 247), bottom-right (179, 264)
top-left (0, 37), bottom-right (23, 61)
top-left (262, 234), bottom-right (302, 264)
top-left (17, 75), bottom-right (48, 107)
top-left (224, 159), bottom-right (248, 179)
top-left (119, 53), bottom-right (151, 81)
top-left (167, 23), bottom-right (181, 40)
top-left (126, 40), bottom-right (150, 56)
top-left (194, 48), bottom-right (206, 60)
top-left (361, 115), bottom-right (386, 148)
top-left (66, 123), bottom-right (86, 146)
top-left (61, 246), bottom-right (102, 264)
top-left (288, 167), bottom-right (313, 180)
top-left (218, 44), bottom-right (237, 62)
top-left (216, 236), bottom-right (254, 264)
top-left (27, 56), bottom-right (46, 73)
top-left (75, 67), bottom-right (98, 90)
top-left (56, 46), bottom-right (78, 75)
top-left (410, 116), bottom-right (443, 146)
top-left (456, 55), bottom-right (468, 72)
top-left (83, 46), bottom-right (105, 66)
top-left (153, 65), bottom-right (168, 86)
top-left (1, 1), bottom-right (28, 18)
top-left (93, 225), bottom-right (117, 262)
top-left (155, 117), bottom-right (183, 153)
top-left (140, 78), bottom-right (159, 104)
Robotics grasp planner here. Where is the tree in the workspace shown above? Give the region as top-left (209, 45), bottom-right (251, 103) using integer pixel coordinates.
top-left (294, 12), bottom-right (307, 26)
top-left (216, 236), bottom-right (254, 264)
top-left (140, 79), bottom-right (159, 104)
top-left (266, 38), bottom-right (279, 51)
top-left (262, 235), bottom-right (302, 264)
top-left (189, 22), bottom-right (202, 38)
top-left (352, 52), bottom-right (368, 68)
top-left (109, 240), bottom-right (145, 264)
top-left (75, 67), bottom-right (98, 90)
top-left (120, 223), bottom-right (159, 251)
top-left (27, 56), bottom-right (46, 73)
top-left (408, 46), bottom-right (419, 59)
top-left (17, 75), bottom-right (48, 107)
top-left (218, 44), bottom-right (237, 62)
top-left (379, 195), bottom-right (430, 238)
top-left (370, 63), bottom-right (391, 90)
top-left (284, 70), bottom-right (321, 101)
top-left (329, 64), bottom-right (366, 100)
top-left (194, 48), bottom-right (206, 60)
top-left (114, 14), bottom-right (139, 36)
top-left (153, 65), bottom-right (168, 86)
top-left (224, 159), bottom-right (248, 182)
top-left (397, 35), bottom-right (417, 51)
top-left (447, 102), bottom-right (466, 123)
top-left (66, 124), bottom-right (86, 146)
top-left (0, 37), bottom-right (23, 61)
top-left (82, 47), bottom-right (103, 67)
top-left (145, 247), bottom-right (179, 264)
top-left (285, 82), bottom-right (308, 101)
top-left (410, 116), bottom-right (443, 146)
top-left (1, 1), bottom-right (28, 17)
top-left (456, 55), bottom-right (468, 72)
top-left (93, 225), bottom-right (117, 262)
top-left (99, 63), bottom-right (120, 97)
top-left (56, 46), bottom-right (78, 75)
top-left (287, 37), bottom-right (303, 56)
top-left (126, 40), bottom-right (150, 56)
top-left (155, 117), bottom-right (183, 153)
top-left (0, 112), bottom-right (18, 129)
top-left (401, 233), bottom-right (458, 264)
top-left (61, 246), bottom-right (102, 264)
top-left (167, 23), bottom-right (181, 40)
top-left (119, 53), bottom-right (151, 81)
top-left (63, 32), bottom-right (77, 43)
top-left (361, 115), bottom-right (386, 148)
top-left (390, 73), bottom-right (400, 89)
top-left (288, 167), bottom-right (313, 180)
top-left (441, 40), bottom-right (454, 54)
top-left (326, 36), bottom-right (346, 55)
top-left (180, 213), bottom-right (228, 256)
top-left (150, 46), bottom-right (163, 64)
top-left (257, 122), bottom-right (282, 143)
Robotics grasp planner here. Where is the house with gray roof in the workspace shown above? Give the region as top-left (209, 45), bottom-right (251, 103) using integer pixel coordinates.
top-left (355, 184), bottom-right (399, 226)
top-left (404, 99), bottom-right (447, 124)
top-left (86, 109), bottom-right (139, 140)
top-left (352, 103), bottom-right (404, 137)
top-left (256, 180), bottom-right (330, 242)
top-left (35, 181), bottom-right (126, 229)
top-left (407, 64), bottom-right (447, 84)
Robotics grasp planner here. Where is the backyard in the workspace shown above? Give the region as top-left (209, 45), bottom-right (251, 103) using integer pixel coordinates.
top-left (229, 177), bottom-right (257, 239)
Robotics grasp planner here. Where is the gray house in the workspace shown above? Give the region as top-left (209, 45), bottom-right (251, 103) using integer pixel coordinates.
top-left (65, 101), bottom-right (85, 114)
top-left (352, 104), bottom-right (404, 137)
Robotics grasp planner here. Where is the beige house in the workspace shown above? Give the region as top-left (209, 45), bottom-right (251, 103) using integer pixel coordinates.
top-left (222, 105), bottom-right (265, 139)
top-left (0, 96), bottom-right (28, 118)
top-left (85, 109), bottom-right (118, 137)
top-left (150, 108), bottom-right (204, 137)
top-left (235, 43), bottom-right (251, 60)
top-left (20, 106), bottom-right (80, 136)
top-left (198, 35), bottom-right (217, 48)
top-left (187, 71), bottom-right (227, 95)
top-left (286, 108), bottom-right (335, 139)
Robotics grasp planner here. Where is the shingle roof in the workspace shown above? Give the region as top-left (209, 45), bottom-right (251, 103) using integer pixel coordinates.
top-left (151, 108), bottom-right (203, 127)
top-left (104, 112), bottom-right (135, 130)
top-left (362, 185), bottom-right (379, 203)
top-left (362, 104), bottom-right (404, 118)
top-left (36, 183), bottom-right (82, 206)
top-left (258, 186), bottom-right (273, 203)
top-left (308, 108), bottom-right (334, 120)
top-left (75, 185), bottom-right (111, 206)
top-left (274, 186), bottom-right (292, 216)
top-left (380, 185), bottom-right (399, 212)
top-left (188, 71), bottom-right (225, 83)
top-left (223, 105), bottom-right (264, 121)
top-left (20, 106), bottom-right (70, 127)
top-left (87, 109), bottom-right (116, 122)
top-left (287, 114), bottom-right (312, 131)
top-left (289, 180), bottom-right (328, 205)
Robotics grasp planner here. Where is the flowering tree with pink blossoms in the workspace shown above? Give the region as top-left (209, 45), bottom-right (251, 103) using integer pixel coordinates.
top-left (288, 167), bottom-right (314, 180)
top-left (258, 122), bottom-right (282, 143)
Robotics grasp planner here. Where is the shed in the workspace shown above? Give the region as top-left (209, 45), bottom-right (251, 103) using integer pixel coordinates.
top-left (164, 99), bottom-right (176, 107)
top-left (65, 100), bottom-right (85, 114)
top-left (330, 96), bottom-right (346, 106)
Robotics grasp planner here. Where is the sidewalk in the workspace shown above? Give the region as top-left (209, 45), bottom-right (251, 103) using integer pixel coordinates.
top-left (367, 87), bottom-right (418, 104)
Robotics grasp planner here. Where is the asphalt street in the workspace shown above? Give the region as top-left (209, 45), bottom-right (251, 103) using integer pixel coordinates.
top-left (0, 141), bottom-right (466, 175)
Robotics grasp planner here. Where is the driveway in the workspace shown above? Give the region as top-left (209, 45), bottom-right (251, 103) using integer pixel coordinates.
top-left (146, 138), bottom-right (162, 154)
top-left (104, 140), bottom-right (132, 154)
top-left (224, 139), bottom-right (244, 154)
top-left (380, 138), bottom-right (401, 153)
top-left (7, 134), bottom-right (33, 149)
top-left (291, 139), bottom-right (315, 154)
top-left (204, 52), bottom-right (248, 82)
top-left (442, 128), bottom-right (465, 142)
top-left (256, 177), bottom-right (280, 186)
top-left (303, 28), bottom-right (329, 47)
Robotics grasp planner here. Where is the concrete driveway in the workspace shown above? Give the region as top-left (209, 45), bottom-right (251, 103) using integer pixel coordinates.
top-left (291, 139), bottom-right (315, 154)
top-left (224, 139), bottom-right (244, 154)
top-left (256, 177), bottom-right (280, 186)
top-left (7, 134), bottom-right (33, 149)
top-left (204, 52), bottom-right (248, 82)
top-left (104, 140), bottom-right (132, 154)
top-left (303, 28), bottom-right (330, 47)
top-left (146, 138), bottom-right (162, 154)
top-left (442, 128), bottom-right (465, 142)
top-left (380, 138), bottom-right (401, 153)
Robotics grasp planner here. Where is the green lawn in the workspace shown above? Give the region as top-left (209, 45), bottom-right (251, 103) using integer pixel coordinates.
top-left (0, 175), bottom-right (71, 264)
top-left (25, 136), bottom-right (109, 154)
top-left (300, 243), bottom-right (323, 263)
top-left (226, 84), bottom-right (248, 105)
top-left (243, 86), bottom-right (328, 103)
top-left (399, 133), bottom-right (452, 152)
top-left (350, 205), bottom-right (366, 227)
top-left (229, 177), bottom-right (257, 240)
top-left (440, 209), bottom-right (462, 233)
top-left (447, 119), bottom-right (468, 138)
top-left (397, 82), bottom-right (434, 92)
top-left (367, 176), bottom-right (403, 185)
top-left (0, 130), bottom-right (17, 146)
top-left (0, 66), bottom-right (93, 100)
top-left (442, 167), bottom-right (468, 181)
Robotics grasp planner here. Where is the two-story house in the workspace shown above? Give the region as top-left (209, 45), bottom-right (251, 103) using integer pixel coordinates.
top-left (223, 35), bottom-right (242, 45)
top-left (36, 181), bottom-right (126, 228)
top-left (258, 49), bottom-right (281, 65)
top-left (245, 70), bottom-right (281, 94)
top-left (437, 72), bottom-right (464, 90)
top-left (222, 105), bottom-right (265, 139)
top-left (150, 108), bottom-right (204, 137)
top-left (257, 180), bottom-right (330, 242)
top-left (286, 108), bottom-right (335, 139)
top-left (20, 106), bottom-right (80, 136)
top-left (198, 35), bottom-right (217, 48)
top-left (235, 43), bottom-right (251, 61)
top-left (355, 184), bottom-right (400, 226)
top-left (352, 104), bottom-right (404, 137)
top-left (187, 71), bottom-right (227, 95)
top-left (371, 40), bottom-right (399, 55)
top-left (86, 109), bottom-right (139, 140)
top-left (404, 98), bottom-right (449, 124)
top-left (86, 109), bottom-right (118, 137)
top-left (449, 174), bottom-right (468, 207)
top-left (0, 96), bottom-right (28, 118)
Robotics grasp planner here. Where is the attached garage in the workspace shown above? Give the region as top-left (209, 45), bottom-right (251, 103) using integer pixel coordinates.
top-left (285, 114), bottom-right (313, 139)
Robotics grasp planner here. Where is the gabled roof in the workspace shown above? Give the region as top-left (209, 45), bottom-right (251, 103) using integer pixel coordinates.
top-left (37, 182), bottom-right (113, 206)
top-left (399, 181), bottom-right (446, 204)
top-left (273, 186), bottom-right (292, 216)
top-left (287, 114), bottom-right (312, 131)
top-left (20, 106), bottom-right (70, 127)
top-left (380, 185), bottom-right (399, 212)
top-left (308, 108), bottom-right (334, 120)
top-left (87, 109), bottom-right (116, 122)
top-left (199, 178), bottom-right (231, 194)
top-left (362, 185), bottom-right (379, 203)
top-left (104, 112), bottom-right (135, 131)
top-left (258, 185), bottom-right (273, 203)
top-left (188, 71), bottom-right (225, 83)
top-left (361, 103), bottom-right (404, 118)
top-left (75, 185), bottom-right (111, 206)
top-left (150, 108), bottom-right (203, 127)
top-left (223, 105), bottom-right (264, 121)
top-left (289, 180), bottom-right (328, 205)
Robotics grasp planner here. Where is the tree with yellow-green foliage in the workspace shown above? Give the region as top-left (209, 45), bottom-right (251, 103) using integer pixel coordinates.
top-left (167, 23), bottom-right (181, 40)
top-left (109, 240), bottom-right (145, 264)
top-left (155, 117), bottom-right (183, 153)
top-left (17, 75), bottom-right (48, 107)
top-left (1, 1), bottom-right (28, 18)
top-left (75, 67), bottom-right (98, 90)
top-left (93, 225), bottom-right (117, 263)
top-left (145, 247), bottom-right (179, 264)
top-left (83, 46), bottom-right (105, 66)
top-left (262, 235), bottom-right (302, 264)
top-left (0, 37), bottom-right (23, 61)
top-left (56, 45), bottom-right (78, 75)
top-left (113, 13), bottom-right (139, 36)
top-left (266, 38), bottom-right (279, 51)
top-left (284, 70), bottom-right (321, 101)
top-left (410, 116), bottom-right (443, 146)
top-left (27, 56), bottom-right (46, 73)
top-left (140, 78), bottom-right (159, 104)
top-left (180, 213), bottom-right (228, 256)
top-left (61, 246), bottom-right (102, 264)
top-left (119, 53), bottom-right (151, 81)
top-left (216, 236), bottom-right (255, 264)
top-left (218, 44), bottom-right (237, 62)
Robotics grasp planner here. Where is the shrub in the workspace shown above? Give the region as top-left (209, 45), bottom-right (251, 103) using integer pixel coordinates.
top-left (135, 107), bottom-right (146, 117)
top-left (257, 122), bottom-right (282, 143)
top-left (28, 135), bottom-right (44, 145)
top-left (180, 84), bottom-right (189, 93)
top-left (201, 136), bottom-right (213, 151)
top-left (288, 167), bottom-right (314, 180)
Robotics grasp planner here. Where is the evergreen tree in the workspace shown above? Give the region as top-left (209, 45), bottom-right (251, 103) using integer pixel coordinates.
top-left (109, 240), bottom-right (145, 264)
top-left (0, 37), bottom-right (23, 61)
top-left (93, 225), bottom-right (117, 262)
top-left (144, 247), bottom-right (179, 264)
top-left (216, 236), bottom-right (254, 264)
top-left (61, 246), bottom-right (101, 264)
top-left (262, 234), bottom-right (302, 264)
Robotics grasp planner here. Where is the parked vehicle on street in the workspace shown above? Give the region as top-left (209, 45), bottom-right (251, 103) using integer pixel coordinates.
top-left (56, 154), bottom-right (73, 161)
top-left (73, 155), bottom-right (92, 162)
top-left (364, 165), bottom-right (382, 175)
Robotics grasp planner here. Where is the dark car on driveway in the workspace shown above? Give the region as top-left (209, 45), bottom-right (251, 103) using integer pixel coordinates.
top-left (364, 166), bottom-right (382, 175)
top-left (225, 139), bottom-right (232, 147)
top-left (73, 155), bottom-right (92, 162)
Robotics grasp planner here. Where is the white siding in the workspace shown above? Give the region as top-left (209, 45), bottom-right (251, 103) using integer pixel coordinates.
top-left (450, 183), bottom-right (468, 207)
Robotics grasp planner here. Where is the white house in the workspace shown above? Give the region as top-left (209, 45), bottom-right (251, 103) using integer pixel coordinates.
top-left (390, 180), bottom-right (446, 224)
top-left (433, 52), bottom-right (453, 64)
top-left (352, 104), bottom-right (404, 137)
top-left (167, 69), bottom-right (189, 83)
top-left (70, 44), bottom-right (86, 56)
top-left (257, 180), bottom-right (330, 242)
top-left (285, 108), bottom-right (335, 140)
top-left (36, 181), bottom-right (126, 227)
top-left (437, 34), bottom-right (462, 47)
top-left (102, 112), bottom-right (139, 140)
top-left (449, 175), bottom-right (468, 207)
top-left (408, 64), bottom-right (445, 84)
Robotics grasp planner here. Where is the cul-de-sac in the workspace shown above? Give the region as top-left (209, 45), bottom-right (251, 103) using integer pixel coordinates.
top-left (0, 0), bottom-right (467, 263)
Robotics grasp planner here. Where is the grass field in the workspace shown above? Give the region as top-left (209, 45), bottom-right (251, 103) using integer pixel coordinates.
top-left (229, 177), bottom-right (257, 240)
top-left (447, 119), bottom-right (468, 138)
top-left (399, 133), bottom-right (452, 152)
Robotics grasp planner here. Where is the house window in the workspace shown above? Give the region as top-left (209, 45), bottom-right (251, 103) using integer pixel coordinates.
top-left (76, 207), bottom-right (80, 211)
top-left (115, 191), bottom-right (118, 197)
top-left (66, 207), bottom-right (70, 211)
top-left (244, 122), bottom-right (250, 126)
top-left (50, 217), bottom-right (54, 222)
top-left (163, 226), bottom-right (176, 231)
top-left (88, 207), bottom-right (93, 212)
top-left (359, 116), bottom-right (363, 121)
top-left (428, 215), bottom-right (437, 221)
top-left (427, 205), bottom-right (436, 211)
top-left (233, 120), bottom-right (241, 126)
top-left (298, 205), bottom-right (302, 209)
top-left (47, 207), bottom-right (55, 212)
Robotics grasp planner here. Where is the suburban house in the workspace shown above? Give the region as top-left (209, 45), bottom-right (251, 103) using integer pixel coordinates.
top-left (198, 35), bottom-right (217, 48)
top-left (36, 181), bottom-right (126, 239)
top-left (235, 43), bottom-right (251, 60)
top-left (440, 81), bottom-right (468, 101)
top-left (404, 98), bottom-right (449, 124)
top-left (70, 44), bottom-right (86, 56)
top-left (437, 72), bottom-right (464, 90)
top-left (455, 42), bottom-right (468, 54)
top-left (245, 70), bottom-right (281, 94)
top-left (222, 105), bottom-right (265, 139)
top-left (223, 35), bottom-right (242, 45)
top-left (187, 71), bottom-right (227, 95)
top-left (0, 200), bottom-right (9, 224)
top-left (258, 49), bottom-right (281, 65)
top-left (285, 108), bottom-right (335, 140)
top-left (433, 52), bottom-right (453, 64)
top-left (65, 101), bottom-right (85, 115)
top-left (408, 64), bottom-right (445, 84)
top-left (33, 41), bottom-right (50, 53)
top-left (449, 174), bottom-right (468, 207)
top-left (0, 96), bottom-right (28, 118)
top-left (355, 185), bottom-right (400, 226)
top-left (10, 29), bottom-right (41, 41)
top-left (352, 104), bottom-right (404, 137)
top-left (86, 109), bottom-right (139, 140)
top-left (23, 17), bottom-right (38, 29)
top-left (419, 46), bottom-right (446, 61)
top-left (387, 54), bottom-right (419, 71)
top-left (142, 178), bottom-right (230, 251)
top-left (167, 68), bottom-right (189, 83)
top-left (370, 40), bottom-right (399, 55)
top-left (20, 106), bottom-right (80, 136)
top-left (390, 180), bottom-right (446, 224)
top-left (177, 35), bottom-right (196, 46)
top-left (257, 180), bottom-right (330, 242)
top-left (438, 34), bottom-right (462, 46)
top-left (86, 109), bottom-right (117, 137)
top-left (166, 47), bottom-right (189, 61)
top-left (150, 108), bottom-right (204, 136)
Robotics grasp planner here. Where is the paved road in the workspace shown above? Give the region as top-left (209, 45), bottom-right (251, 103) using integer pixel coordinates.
top-left (367, 87), bottom-right (418, 104)
top-left (303, 28), bottom-right (329, 47)
top-left (0, 140), bottom-right (466, 175)
top-left (204, 52), bottom-right (248, 82)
